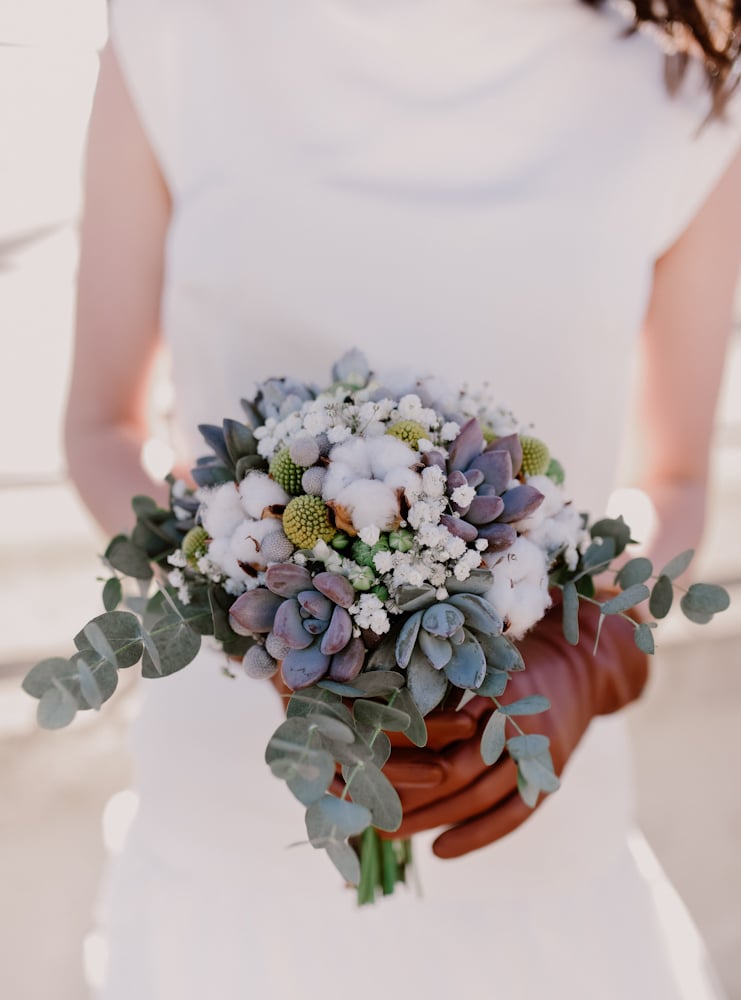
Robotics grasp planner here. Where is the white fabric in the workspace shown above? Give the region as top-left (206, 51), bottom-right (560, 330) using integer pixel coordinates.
top-left (97, 1), bottom-right (740, 997)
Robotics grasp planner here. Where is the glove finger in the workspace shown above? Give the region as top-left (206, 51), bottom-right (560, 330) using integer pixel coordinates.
top-left (431, 788), bottom-right (536, 859)
top-left (392, 759), bottom-right (518, 838)
top-left (387, 710), bottom-right (478, 751)
top-left (382, 756), bottom-right (447, 788)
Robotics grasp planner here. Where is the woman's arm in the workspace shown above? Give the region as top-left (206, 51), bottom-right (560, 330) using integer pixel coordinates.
top-left (632, 144), bottom-right (741, 572)
top-left (386, 144), bottom-right (741, 856)
top-left (65, 42), bottom-right (171, 536)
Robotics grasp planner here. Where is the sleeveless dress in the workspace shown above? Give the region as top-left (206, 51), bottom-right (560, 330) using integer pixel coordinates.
top-left (96, 2), bottom-right (740, 997)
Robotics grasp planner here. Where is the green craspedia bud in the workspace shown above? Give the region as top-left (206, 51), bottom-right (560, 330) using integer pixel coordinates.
top-left (482, 426), bottom-right (498, 445)
top-left (519, 435), bottom-right (551, 478)
top-left (387, 420), bottom-right (428, 449)
top-left (282, 495), bottom-right (336, 548)
top-left (269, 448), bottom-right (305, 495)
top-left (546, 457), bottom-right (565, 486)
top-left (331, 532), bottom-right (351, 551)
top-left (182, 526), bottom-right (210, 567)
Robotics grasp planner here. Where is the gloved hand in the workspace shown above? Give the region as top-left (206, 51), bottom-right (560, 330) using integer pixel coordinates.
top-left (382, 592), bottom-right (649, 858)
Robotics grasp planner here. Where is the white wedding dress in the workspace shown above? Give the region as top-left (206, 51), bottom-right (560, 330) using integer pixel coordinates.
top-left (96, 1), bottom-right (740, 997)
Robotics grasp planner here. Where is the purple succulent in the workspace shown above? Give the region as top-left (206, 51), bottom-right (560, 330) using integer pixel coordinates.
top-left (229, 565), bottom-right (365, 690)
top-left (425, 419), bottom-right (545, 552)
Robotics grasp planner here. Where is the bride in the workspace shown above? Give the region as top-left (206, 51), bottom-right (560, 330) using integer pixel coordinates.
top-left (68, 1), bottom-right (740, 997)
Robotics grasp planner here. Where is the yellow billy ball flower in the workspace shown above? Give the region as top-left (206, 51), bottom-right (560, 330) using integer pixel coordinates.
top-left (386, 420), bottom-right (427, 448)
top-left (282, 495), bottom-right (336, 548)
top-left (519, 435), bottom-right (551, 478)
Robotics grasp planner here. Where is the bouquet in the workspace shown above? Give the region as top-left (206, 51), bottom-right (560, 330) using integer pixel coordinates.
top-left (24, 350), bottom-right (730, 904)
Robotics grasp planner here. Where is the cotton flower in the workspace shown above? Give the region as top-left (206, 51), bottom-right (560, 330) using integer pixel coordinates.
top-left (199, 483), bottom-right (244, 539)
top-left (485, 536), bottom-right (551, 639)
top-left (331, 479), bottom-right (401, 532)
top-left (238, 471), bottom-right (290, 519)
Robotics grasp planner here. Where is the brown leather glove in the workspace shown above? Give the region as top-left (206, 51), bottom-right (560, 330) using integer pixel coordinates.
top-left (382, 592), bottom-right (649, 858)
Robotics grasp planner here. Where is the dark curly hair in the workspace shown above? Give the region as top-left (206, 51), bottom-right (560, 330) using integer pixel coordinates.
top-left (586, 0), bottom-right (740, 113)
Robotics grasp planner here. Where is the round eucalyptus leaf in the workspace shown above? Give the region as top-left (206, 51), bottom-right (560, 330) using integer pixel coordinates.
top-left (306, 795), bottom-right (372, 843)
top-left (678, 602), bottom-right (714, 625)
top-left (480, 711), bottom-right (507, 765)
top-left (104, 535), bottom-right (153, 581)
top-left (326, 841), bottom-right (361, 886)
top-left (615, 557), bottom-right (653, 589)
top-left (22, 657), bottom-right (76, 699)
top-left (141, 613), bottom-right (201, 677)
top-left (498, 694), bottom-right (551, 717)
top-left (516, 772), bottom-right (541, 809)
top-left (317, 679), bottom-right (365, 698)
top-left (507, 733), bottom-right (550, 761)
top-left (77, 659), bottom-right (104, 710)
top-left (286, 689), bottom-right (354, 728)
top-left (354, 727), bottom-right (392, 769)
top-left (310, 714), bottom-right (356, 745)
top-left (353, 699), bottom-right (410, 733)
top-left (600, 584), bottom-right (650, 616)
top-left (649, 575), bottom-right (674, 619)
top-left (37, 685), bottom-right (78, 729)
top-left (82, 621), bottom-right (117, 666)
top-left (589, 515), bottom-right (632, 555)
top-left (351, 671), bottom-right (405, 697)
top-left (518, 752), bottom-right (560, 794)
top-left (391, 686), bottom-right (428, 747)
top-left (681, 583), bottom-right (730, 616)
top-left (634, 623), bottom-right (656, 654)
top-left (659, 549), bottom-right (694, 581)
top-left (102, 577), bottom-right (122, 612)
top-left (342, 761), bottom-right (402, 832)
top-left (285, 750), bottom-right (335, 806)
top-left (74, 611), bottom-right (144, 669)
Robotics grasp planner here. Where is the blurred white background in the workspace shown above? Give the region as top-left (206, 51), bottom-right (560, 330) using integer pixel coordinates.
top-left (0, 3), bottom-right (739, 998)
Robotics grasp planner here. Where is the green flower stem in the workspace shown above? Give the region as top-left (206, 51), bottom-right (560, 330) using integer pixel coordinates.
top-left (380, 836), bottom-right (399, 896)
top-left (357, 827), bottom-right (381, 905)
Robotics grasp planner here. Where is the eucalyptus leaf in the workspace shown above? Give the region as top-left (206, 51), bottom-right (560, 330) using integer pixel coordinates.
top-left (22, 657), bottom-right (76, 699)
top-left (480, 711), bottom-right (507, 765)
top-left (351, 671), bottom-right (406, 697)
top-left (285, 750), bottom-right (335, 806)
top-left (286, 689), bottom-right (354, 728)
top-left (681, 583), bottom-right (730, 615)
top-left (649, 574), bottom-right (674, 619)
top-left (590, 515), bottom-right (632, 555)
top-left (516, 771), bottom-right (541, 808)
top-left (615, 557), bottom-right (653, 589)
top-left (317, 679), bottom-right (365, 697)
top-left (37, 685), bottom-right (78, 729)
top-left (104, 535), bottom-right (153, 581)
top-left (355, 728), bottom-right (392, 769)
top-left (353, 699), bottom-right (410, 733)
top-left (634, 622), bottom-right (656, 654)
top-left (561, 581), bottom-right (579, 646)
top-left (326, 841), bottom-right (361, 886)
top-left (140, 613), bottom-right (201, 678)
top-left (82, 622), bottom-right (118, 666)
top-left (600, 584), bottom-right (650, 616)
top-left (507, 733), bottom-right (550, 761)
top-left (678, 604), bottom-right (713, 625)
top-left (518, 751), bottom-right (560, 793)
top-left (309, 714), bottom-right (356, 745)
top-left (580, 537), bottom-right (616, 572)
top-left (77, 659), bottom-right (103, 710)
top-left (131, 494), bottom-right (161, 519)
top-left (659, 549), bottom-right (694, 581)
top-left (306, 794), bottom-right (372, 841)
top-left (74, 611), bottom-right (143, 669)
top-left (342, 762), bottom-right (402, 832)
top-left (102, 577), bottom-right (122, 612)
top-left (392, 686), bottom-right (428, 747)
top-left (498, 695), bottom-right (550, 716)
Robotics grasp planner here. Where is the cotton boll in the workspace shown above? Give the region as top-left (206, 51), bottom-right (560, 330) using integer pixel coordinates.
top-left (207, 537), bottom-right (252, 588)
top-left (238, 471), bottom-right (290, 519)
top-left (485, 536), bottom-right (551, 639)
top-left (366, 436), bottom-right (417, 480)
top-left (335, 479), bottom-right (401, 532)
top-left (199, 483), bottom-right (244, 540)
top-left (385, 467), bottom-right (422, 502)
top-left (327, 438), bottom-right (373, 479)
top-left (322, 460), bottom-right (358, 500)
